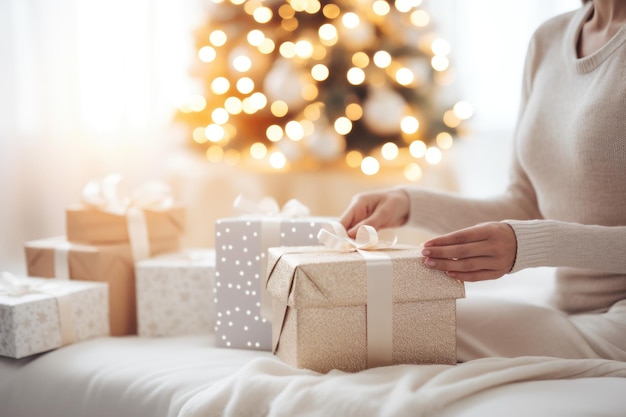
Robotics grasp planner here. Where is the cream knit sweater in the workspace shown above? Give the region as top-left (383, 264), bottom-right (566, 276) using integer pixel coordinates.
top-left (403, 3), bottom-right (626, 314)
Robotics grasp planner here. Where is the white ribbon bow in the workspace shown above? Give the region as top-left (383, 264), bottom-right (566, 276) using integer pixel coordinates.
top-left (317, 222), bottom-right (398, 369)
top-left (317, 222), bottom-right (398, 252)
top-left (0, 272), bottom-right (76, 346)
top-left (82, 174), bottom-right (174, 214)
top-left (81, 174), bottom-right (174, 261)
top-left (0, 272), bottom-right (36, 297)
top-left (233, 195), bottom-right (311, 218)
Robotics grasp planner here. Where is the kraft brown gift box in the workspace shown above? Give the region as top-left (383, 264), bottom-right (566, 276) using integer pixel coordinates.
top-left (65, 204), bottom-right (186, 245)
top-left (266, 246), bottom-right (466, 373)
top-left (24, 237), bottom-right (179, 336)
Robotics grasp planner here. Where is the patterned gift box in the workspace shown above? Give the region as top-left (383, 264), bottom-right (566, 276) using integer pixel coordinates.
top-left (214, 211), bottom-right (335, 351)
top-left (0, 274), bottom-right (109, 359)
top-left (135, 249), bottom-right (216, 337)
top-left (266, 240), bottom-right (466, 373)
top-left (23, 237), bottom-right (178, 336)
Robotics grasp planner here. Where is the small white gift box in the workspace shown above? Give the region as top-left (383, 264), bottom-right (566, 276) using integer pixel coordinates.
top-left (135, 249), bottom-right (216, 337)
top-left (0, 273), bottom-right (110, 359)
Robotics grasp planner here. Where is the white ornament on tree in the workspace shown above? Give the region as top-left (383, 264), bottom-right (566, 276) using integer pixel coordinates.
top-left (362, 86), bottom-right (408, 136)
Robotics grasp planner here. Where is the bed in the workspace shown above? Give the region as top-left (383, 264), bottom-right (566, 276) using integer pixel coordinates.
top-left (2, 267), bottom-right (625, 417)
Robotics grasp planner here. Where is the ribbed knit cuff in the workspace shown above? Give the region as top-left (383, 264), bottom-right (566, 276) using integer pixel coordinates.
top-left (503, 219), bottom-right (555, 273)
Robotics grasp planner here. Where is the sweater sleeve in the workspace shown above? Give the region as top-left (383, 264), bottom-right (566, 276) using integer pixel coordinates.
top-left (505, 219), bottom-right (626, 274)
top-left (400, 131), bottom-right (542, 235)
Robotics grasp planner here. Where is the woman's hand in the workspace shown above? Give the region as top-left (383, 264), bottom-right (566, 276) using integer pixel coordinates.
top-left (339, 188), bottom-right (410, 238)
top-left (421, 222), bottom-right (517, 282)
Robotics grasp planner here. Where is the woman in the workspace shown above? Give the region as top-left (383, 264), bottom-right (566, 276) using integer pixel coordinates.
top-left (340, 0), bottom-right (626, 361)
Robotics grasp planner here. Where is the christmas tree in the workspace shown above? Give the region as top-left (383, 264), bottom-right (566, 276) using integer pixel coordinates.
top-left (176, 0), bottom-right (471, 180)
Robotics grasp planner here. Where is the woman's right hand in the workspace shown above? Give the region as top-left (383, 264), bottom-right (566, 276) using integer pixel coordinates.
top-left (339, 188), bottom-right (411, 238)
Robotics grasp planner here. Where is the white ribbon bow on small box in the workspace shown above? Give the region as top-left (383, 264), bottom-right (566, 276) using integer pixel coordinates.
top-left (81, 174), bottom-right (174, 261)
top-left (0, 272), bottom-right (76, 346)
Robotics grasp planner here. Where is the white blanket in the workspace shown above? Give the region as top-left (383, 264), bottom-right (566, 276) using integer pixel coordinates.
top-left (179, 355), bottom-right (626, 417)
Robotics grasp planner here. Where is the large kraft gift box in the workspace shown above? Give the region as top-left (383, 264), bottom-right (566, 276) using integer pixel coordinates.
top-left (266, 246), bottom-right (466, 373)
top-left (214, 215), bottom-right (335, 351)
top-left (135, 249), bottom-right (216, 337)
top-left (24, 237), bottom-right (179, 336)
top-left (65, 204), bottom-right (186, 245)
top-left (0, 275), bottom-right (109, 359)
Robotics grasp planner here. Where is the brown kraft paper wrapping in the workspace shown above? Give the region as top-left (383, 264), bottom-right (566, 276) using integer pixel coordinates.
top-left (65, 204), bottom-right (186, 245)
top-left (266, 246), bottom-right (466, 373)
top-left (24, 237), bottom-right (179, 336)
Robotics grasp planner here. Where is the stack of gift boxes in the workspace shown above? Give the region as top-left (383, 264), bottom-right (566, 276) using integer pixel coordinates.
top-left (2, 183), bottom-right (465, 373)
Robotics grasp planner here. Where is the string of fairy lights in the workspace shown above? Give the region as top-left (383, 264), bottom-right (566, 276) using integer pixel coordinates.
top-left (176, 0), bottom-right (473, 180)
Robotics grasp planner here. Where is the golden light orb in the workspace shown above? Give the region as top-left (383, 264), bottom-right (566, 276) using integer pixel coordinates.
top-left (436, 132), bottom-right (454, 149)
top-left (271, 101), bottom-right (289, 117)
top-left (404, 162), bottom-right (423, 181)
top-left (266, 124), bottom-right (283, 141)
top-left (224, 97), bottom-right (243, 114)
top-left (400, 115), bottom-right (419, 134)
top-left (253, 7), bottom-right (272, 23)
top-left (352, 52), bottom-right (369, 68)
top-left (361, 156), bottom-right (380, 175)
top-left (409, 140), bottom-right (427, 158)
top-left (247, 29), bottom-right (265, 46)
top-left (334, 117), bottom-right (353, 135)
top-left (345, 150), bottom-right (363, 168)
top-left (209, 30), bottom-right (227, 47)
top-left (205, 124), bottom-right (225, 142)
top-left (373, 50), bottom-right (392, 68)
top-left (250, 142), bottom-right (267, 159)
top-left (210, 77), bottom-right (230, 95)
top-left (347, 67), bottom-right (365, 85)
top-left (345, 103), bottom-right (363, 120)
top-left (269, 151), bottom-right (287, 169)
top-left (311, 64), bottom-right (330, 81)
top-left (372, 0), bottom-right (391, 16)
top-left (236, 77), bottom-right (254, 94)
top-left (232, 55), bottom-right (252, 72)
top-left (431, 55), bottom-right (449, 71)
top-left (342, 12), bottom-right (360, 28)
top-left (381, 142), bottom-right (399, 160)
top-left (285, 120), bottom-right (305, 141)
top-left (425, 147), bottom-right (442, 164)
top-left (198, 46), bottom-right (216, 62)
top-left (453, 101), bottom-right (474, 120)
top-left (211, 108), bottom-right (229, 124)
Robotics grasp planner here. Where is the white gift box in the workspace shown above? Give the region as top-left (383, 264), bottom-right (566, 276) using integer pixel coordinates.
top-left (214, 216), bottom-right (335, 350)
top-left (0, 275), bottom-right (109, 359)
top-left (135, 249), bottom-right (216, 337)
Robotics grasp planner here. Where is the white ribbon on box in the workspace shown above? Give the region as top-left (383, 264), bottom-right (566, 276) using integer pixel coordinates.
top-left (317, 222), bottom-right (398, 369)
top-left (0, 272), bottom-right (76, 346)
top-left (82, 174), bottom-right (174, 261)
top-left (233, 195), bottom-right (312, 322)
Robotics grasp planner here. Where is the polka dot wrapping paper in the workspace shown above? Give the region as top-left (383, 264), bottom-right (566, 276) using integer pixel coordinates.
top-left (214, 216), bottom-right (336, 350)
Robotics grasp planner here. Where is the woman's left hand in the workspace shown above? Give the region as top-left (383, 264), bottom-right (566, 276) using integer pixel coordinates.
top-left (421, 222), bottom-right (517, 282)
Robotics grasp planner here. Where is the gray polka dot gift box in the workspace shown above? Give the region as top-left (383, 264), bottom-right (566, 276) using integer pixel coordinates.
top-left (214, 196), bottom-right (336, 351)
top-left (0, 273), bottom-right (110, 359)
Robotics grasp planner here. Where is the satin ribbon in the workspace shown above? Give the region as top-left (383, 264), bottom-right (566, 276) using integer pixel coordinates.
top-left (0, 272), bottom-right (76, 346)
top-left (317, 222), bottom-right (398, 368)
top-left (233, 195), bottom-right (312, 322)
top-left (81, 174), bottom-right (174, 261)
